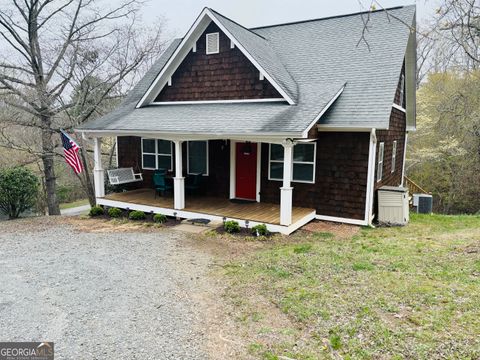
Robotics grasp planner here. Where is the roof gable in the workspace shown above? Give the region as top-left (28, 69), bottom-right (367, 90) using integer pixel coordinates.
top-left (78, 6), bottom-right (416, 137)
top-left (153, 22), bottom-right (283, 102)
top-left (136, 8), bottom-right (297, 107)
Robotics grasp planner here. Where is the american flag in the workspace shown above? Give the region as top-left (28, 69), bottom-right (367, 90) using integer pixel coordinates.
top-left (61, 130), bottom-right (83, 174)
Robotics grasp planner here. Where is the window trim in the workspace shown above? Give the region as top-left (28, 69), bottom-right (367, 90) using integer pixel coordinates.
top-left (391, 140), bottom-right (397, 173)
top-left (399, 73), bottom-right (405, 107)
top-left (268, 143), bottom-right (316, 184)
top-left (377, 142), bottom-right (385, 182)
top-left (187, 140), bottom-right (209, 176)
top-left (141, 138), bottom-right (173, 171)
top-left (206, 32), bottom-right (220, 55)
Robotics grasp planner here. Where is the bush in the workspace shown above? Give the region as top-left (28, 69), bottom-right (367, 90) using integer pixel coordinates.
top-left (251, 224), bottom-right (269, 236)
top-left (89, 205), bottom-right (104, 217)
top-left (129, 210), bottom-right (146, 220)
top-left (153, 214), bottom-right (167, 223)
top-left (108, 207), bottom-right (122, 218)
top-left (224, 220), bottom-right (240, 234)
top-left (0, 167), bottom-right (39, 219)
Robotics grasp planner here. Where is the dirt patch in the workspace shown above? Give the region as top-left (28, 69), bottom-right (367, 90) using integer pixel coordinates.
top-left (302, 219), bottom-right (361, 239)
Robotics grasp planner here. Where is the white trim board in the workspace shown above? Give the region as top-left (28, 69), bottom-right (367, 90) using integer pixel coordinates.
top-left (392, 103), bottom-right (406, 113)
top-left (97, 198), bottom-right (315, 235)
top-left (78, 129), bottom-right (303, 144)
top-left (136, 8), bottom-right (295, 108)
top-left (315, 214), bottom-right (368, 226)
top-left (151, 98), bottom-right (286, 105)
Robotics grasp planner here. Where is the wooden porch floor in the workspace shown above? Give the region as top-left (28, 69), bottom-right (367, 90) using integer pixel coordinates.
top-left (103, 188), bottom-right (314, 225)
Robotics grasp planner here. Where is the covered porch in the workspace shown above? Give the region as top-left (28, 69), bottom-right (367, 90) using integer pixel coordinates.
top-left (99, 188), bottom-right (315, 233)
top-left (91, 135), bottom-right (316, 235)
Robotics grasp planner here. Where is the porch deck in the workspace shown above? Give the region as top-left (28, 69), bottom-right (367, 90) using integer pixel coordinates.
top-left (101, 188), bottom-right (314, 227)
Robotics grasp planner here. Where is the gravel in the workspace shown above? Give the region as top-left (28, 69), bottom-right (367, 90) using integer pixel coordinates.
top-left (0, 219), bottom-right (212, 359)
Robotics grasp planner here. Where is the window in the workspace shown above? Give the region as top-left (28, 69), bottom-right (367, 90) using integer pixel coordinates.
top-left (377, 142), bottom-right (384, 182)
top-left (206, 32), bottom-right (219, 54)
top-left (268, 143), bottom-right (316, 183)
top-left (187, 141), bottom-right (208, 175)
top-left (399, 73), bottom-right (405, 107)
top-left (141, 138), bottom-right (173, 171)
top-left (391, 141), bottom-right (397, 173)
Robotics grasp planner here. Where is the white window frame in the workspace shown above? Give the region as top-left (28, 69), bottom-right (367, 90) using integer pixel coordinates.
top-left (268, 143), bottom-right (316, 184)
top-left (399, 73), bottom-right (405, 107)
top-left (206, 32), bottom-right (219, 55)
top-left (141, 138), bottom-right (173, 171)
top-left (377, 142), bottom-right (384, 182)
top-left (391, 140), bottom-right (397, 173)
top-left (187, 140), bottom-right (209, 176)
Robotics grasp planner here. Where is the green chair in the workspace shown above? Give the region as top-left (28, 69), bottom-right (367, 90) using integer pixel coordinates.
top-left (185, 173), bottom-right (202, 195)
top-left (153, 172), bottom-right (172, 198)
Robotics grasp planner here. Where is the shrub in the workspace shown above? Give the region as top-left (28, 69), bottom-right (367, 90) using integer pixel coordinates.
top-left (108, 207), bottom-right (122, 218)
top-left (153, 214), bottom-right (167, 223)
top-left (89, 205), bottom-right (104, 217)
top-left (0, 167), bottom-right (39, 219)
top-left (251, 224), bottom-right (269, 236)
top-left (224, 220), bottom-right (240, 234)
top-left (129, 210), bottom-right (146, 220)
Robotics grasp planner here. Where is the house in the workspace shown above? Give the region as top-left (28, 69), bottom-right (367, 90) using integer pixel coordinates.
top-left (76, 6), bottom-right (416, 234)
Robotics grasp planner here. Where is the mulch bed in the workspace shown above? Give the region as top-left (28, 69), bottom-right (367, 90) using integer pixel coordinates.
top-left (93, 208), bottom-right (181, 227)
top-left (301, 220), bottom-right (360, 239)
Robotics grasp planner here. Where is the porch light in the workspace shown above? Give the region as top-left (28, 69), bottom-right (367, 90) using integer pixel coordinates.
top-left (242, 142), bottom-right (252, 155)
top-left (245, 220), bottom-right (249, 229)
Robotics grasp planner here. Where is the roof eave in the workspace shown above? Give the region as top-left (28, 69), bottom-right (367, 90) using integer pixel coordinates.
top-left (136, 8), bottom-right (296, 108)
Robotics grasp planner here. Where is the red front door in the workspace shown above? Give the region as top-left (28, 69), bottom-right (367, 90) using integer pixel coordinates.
top-left (235, 142), bottom-right (257, 200)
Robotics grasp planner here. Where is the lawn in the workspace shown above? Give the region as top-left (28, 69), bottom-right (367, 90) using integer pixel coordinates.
top-left (223, 214), bottom-right (480, 359)
top-left (59, 198), bottom-right (89, 210)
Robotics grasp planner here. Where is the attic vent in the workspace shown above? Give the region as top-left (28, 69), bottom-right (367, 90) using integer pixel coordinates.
top-left (206, 32), bottom-right (219, 54)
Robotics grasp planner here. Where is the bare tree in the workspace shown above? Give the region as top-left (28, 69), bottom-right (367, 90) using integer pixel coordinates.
top-left (437, 0), bottom-right (479, 68)
top-left (0, 0), bottom-right (165, 214)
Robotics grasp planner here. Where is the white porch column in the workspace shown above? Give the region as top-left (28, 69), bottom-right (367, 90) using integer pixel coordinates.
top-left (93, 137), bottom-right (105, 198)
top-left (173, 140), bottom-right (185, 210)
top-left (280, 139), bottom-right (294, 226)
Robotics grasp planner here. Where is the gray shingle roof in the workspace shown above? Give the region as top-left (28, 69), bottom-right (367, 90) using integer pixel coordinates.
top-left (78, 5), bottom-right (415, 136)
top-left (209, 8), bottom-right (298, 103)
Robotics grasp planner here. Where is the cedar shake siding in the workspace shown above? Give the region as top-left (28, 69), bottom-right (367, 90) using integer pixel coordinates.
top-left (154, 22), bottom-right (282, 102)
top-left (375, 65), bottom-right (407, 190)
top-left (117, 136), bottom-right (230, 197)
top-left (375, 108), bottom-right (406, 190)
top-left (260, 133), bottom-right (370, 220)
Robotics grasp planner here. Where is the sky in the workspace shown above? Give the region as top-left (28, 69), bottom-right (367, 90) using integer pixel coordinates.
top-left (134, 0), bottom-right (437, 38)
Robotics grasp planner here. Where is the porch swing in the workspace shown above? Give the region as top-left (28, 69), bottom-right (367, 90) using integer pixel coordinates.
top-left (107, 167), bottom-right (143, 185)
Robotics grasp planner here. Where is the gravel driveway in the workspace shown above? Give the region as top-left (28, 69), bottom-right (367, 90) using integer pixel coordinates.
top-left (0, 218), bottom-right (214, 359)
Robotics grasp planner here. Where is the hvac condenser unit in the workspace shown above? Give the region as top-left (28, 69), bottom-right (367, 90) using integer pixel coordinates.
top-left (377, 186), bottom-right (409, 225)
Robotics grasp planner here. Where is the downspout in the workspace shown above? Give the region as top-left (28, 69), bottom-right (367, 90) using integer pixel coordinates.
top-left (365, 128), bottom-right (377, 226)
top-left (401, 131), bottom-right (408, 187)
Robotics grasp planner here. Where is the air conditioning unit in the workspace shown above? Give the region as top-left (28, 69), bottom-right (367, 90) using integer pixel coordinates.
top-left (415, 194), bottom-right (433, 214)
top-left (377, 186), bottom-right (409, 225)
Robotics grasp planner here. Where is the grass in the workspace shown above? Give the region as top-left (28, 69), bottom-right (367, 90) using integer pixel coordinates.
top-left (59, 199), bottom-right (89, 210)
top-left (223, 213), bottom-right (480, 359)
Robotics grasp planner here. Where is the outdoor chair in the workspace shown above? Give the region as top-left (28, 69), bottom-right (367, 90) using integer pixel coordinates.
top-left (153, 172), bottom-right (172, 198)
top-left (185, 173), bottom-right (202, 195)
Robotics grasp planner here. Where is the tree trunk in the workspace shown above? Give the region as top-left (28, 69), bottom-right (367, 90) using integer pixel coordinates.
top-left (79, 146), bottom-right (96, 207)
top-left (41, 128), bottom-right (60, 215)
